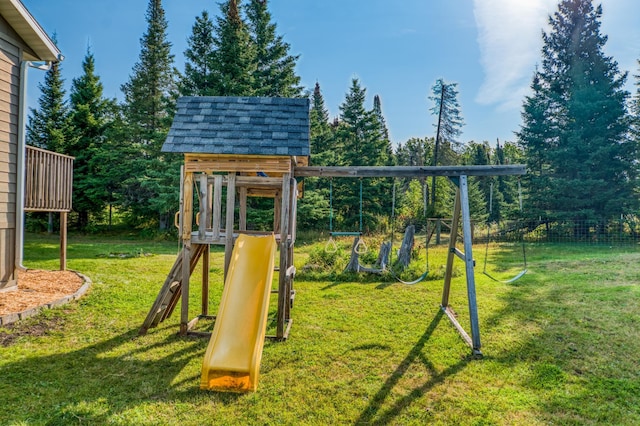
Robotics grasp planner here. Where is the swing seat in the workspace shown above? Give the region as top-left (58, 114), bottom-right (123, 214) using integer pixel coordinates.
top-left (391, 269), bottom-right (429, 285)
top-left (483, 268), bottom-right (527, 284)
top-left (330, 231), bottom-right (362, 237)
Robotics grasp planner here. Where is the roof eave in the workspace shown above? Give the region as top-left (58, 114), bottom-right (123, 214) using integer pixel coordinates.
top-left (0, 0), bottom-right (61, 62)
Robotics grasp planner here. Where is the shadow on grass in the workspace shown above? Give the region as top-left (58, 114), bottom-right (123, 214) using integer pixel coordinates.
top-left (474, 244), bottom-right (640, 424)
top-left (354, 310), bottom-right (470, 425)
top-left (0, 324), bottom-right (242, 424)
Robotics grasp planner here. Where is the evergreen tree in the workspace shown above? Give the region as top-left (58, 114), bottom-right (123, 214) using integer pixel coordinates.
top-left (372, 94), bottom-right (395, 166)
top-left (395, 137), bottom-right (433, 168)
top-left (68, 48), bottom-right (115, 228)
top-left (297, 82), bottom-right (333, 230)
top-left (632, 59), bottom-right (640, 157)
top-left (517, 0), bottom-right (637, 225)
top-left (211, 0), bottom-right (255, 96)
top-left (338, 79), bottom-right (389, 168)
top-left (309, 81), bottom-right (336, 166)
top-left (181, 11), bottom-right (217, 96)
top-left (26, 58), bottom-right (71, 153)
top-left (334, 79), bottom-right (392, 230)
top-left (120, 0), bottom-right (180, 228)
top-left (428, 79), bottom-right (464, 210)
top-left (463, 141), bottom-right (495, 220)
top-left (245, 0), bottom-right (302, 97)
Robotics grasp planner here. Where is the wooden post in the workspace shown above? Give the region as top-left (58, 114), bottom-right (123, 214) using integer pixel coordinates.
top-left (59, 211), bottom-right (67, 271)
top-left (442, 188), bottom-right (460, 308)
top-left (198, 174), bottom-right (208, 241)
top-left (239, 187), bottom-right (247, 231)
top-left (181, 171), bottom-right (194, 335)
top-left (202, 244), bottom-right (210, 316)
top-left (212, 176), bottom-right (222, 240)
top-left (224, 174), bottom-right (236, 280)
top-left (286, 179), bottom-right (297, 324)
top-left (273, 191), bottom-right (282, 235)
top-left (277, 174), bottom-right (291, 339)
top-left (458, 175), bottom-right (482, 354)
top-left (440, 176), bottom-right (482, 357)
top-left (207, 179), bottom-right (213, 230)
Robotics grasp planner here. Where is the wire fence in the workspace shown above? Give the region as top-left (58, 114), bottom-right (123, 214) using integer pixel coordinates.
top-left (420, 217), bottom-right (640, 246)
top-left (476, 218), bottom-right (640, 246)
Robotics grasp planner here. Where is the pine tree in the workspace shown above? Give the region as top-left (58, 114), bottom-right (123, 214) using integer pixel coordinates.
top-left (212, 0), bottom-right (255, 96)
top-left (517, 0), bottom-right (637, 225)
top-left (309, 81), bottom-right (335, 166)
top-left (181, 11), bottom-right (217, 96)
top-left (297, 82), bottom-right (333, 230)
top-left (120, 0), bottom-right (180, 228)
top-left (68, 48), bottom-right (115, 228)
top-left (372, 94), bottom-right (394, 166)
top-left (26, 58), bottom-right (71, 153)
top-left (245, 0), bottom-right (302, 97)
top-left (334, 79), bottom-right (392, 230)
top-left (631, 59), bottom-right (640, 158)
top-left (428, 79), bottom-right (464, 211)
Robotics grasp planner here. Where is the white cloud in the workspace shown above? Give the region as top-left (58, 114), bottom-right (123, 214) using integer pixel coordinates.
top-left (473, 0), bottom-right (557, 110)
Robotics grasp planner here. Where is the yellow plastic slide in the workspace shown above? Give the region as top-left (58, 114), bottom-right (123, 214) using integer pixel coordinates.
top-left (200, 234), bottom-right (276, 392)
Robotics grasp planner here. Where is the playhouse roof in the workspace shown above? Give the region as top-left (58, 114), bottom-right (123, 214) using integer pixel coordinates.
top-left (162, 96), bottom-right (310, 157)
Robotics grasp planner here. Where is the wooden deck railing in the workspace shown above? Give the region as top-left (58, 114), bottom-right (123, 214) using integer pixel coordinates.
top-left (24, 145), bottom-right (74, 212)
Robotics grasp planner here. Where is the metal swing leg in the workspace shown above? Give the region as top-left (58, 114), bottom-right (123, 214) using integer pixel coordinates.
top-left (441, 175), bottom-right (482, 357)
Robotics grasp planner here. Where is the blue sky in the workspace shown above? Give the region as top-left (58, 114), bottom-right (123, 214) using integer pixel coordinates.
top-left (22, 0), bottom-right (640, 147)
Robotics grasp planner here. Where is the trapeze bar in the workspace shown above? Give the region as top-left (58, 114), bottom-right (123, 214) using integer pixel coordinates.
top-left (294, 165), bottom-right (526, 178)
top-left (330, 231), bottom-right (362, 237)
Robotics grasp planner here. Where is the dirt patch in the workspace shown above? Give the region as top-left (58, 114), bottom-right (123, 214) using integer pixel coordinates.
top-left (0, 270), bottom-right (84, 316)
top-left (0, 315), bottom-right (66, 347)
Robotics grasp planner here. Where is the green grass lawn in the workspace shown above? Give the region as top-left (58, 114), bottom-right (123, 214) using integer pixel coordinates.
top-left (1, 233), bottom-right (639, 425)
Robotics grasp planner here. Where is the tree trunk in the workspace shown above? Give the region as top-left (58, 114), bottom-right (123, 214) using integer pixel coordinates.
top-left (344, 237), bottom-right (361, 273)
top-left (376, 241), bottom-right (391, 270)
top-left (396, 225), bottom-right (415, 269)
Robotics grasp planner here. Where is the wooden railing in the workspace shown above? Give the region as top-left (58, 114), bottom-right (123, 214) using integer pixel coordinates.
top-left (24, 145), bottom-right (74, 212)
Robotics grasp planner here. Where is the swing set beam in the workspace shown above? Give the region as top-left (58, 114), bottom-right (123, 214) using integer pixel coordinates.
top-left (294, 164), bottom-right (525, 178)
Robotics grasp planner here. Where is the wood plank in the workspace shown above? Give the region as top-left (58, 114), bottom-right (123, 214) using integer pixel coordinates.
top-left (223, 174), bottom-right (236, 279)
top-left (184, 154), bottom-right (292, 174)
top-left (180, 172), bottom-right (194, 335)
top-left (294, 165), bottom-right (526, 178)
top-left (198, 174), bottom-right (208, 240)
top-left (212, 175), bottom-right (222, 239)
top-left (277, 173), bottom-right (292, 339)
top-left (239, 187), bottom-right (247, 231)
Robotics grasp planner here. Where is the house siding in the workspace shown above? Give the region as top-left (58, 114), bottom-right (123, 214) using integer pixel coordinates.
top-left (0, 37), bottom-right (20, 288)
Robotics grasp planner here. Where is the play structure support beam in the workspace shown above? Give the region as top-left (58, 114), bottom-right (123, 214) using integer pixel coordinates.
top-left (441, 175), bottom-right (482, 357)
top-left (60, 211), bottom-right (67, 271)
top-left (180, 171), bottom-right (194, 335)
top-left (294, 165), bottom-right (525, 178)
top-left (224, 174), bottom-right (236, 280)
top-left (276, 173), bottom-right (292, 339)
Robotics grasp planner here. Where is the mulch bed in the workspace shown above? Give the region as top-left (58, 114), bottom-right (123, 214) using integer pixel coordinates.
top-left (0, 270), bottom-right (85, 316)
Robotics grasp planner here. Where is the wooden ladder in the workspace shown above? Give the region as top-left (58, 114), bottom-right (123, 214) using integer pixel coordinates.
top-left (139, 244), bottom-right (207, 335)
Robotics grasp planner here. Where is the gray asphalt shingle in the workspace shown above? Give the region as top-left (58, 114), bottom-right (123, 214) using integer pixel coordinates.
top-left (162, 96), bottom-right (310, 156)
